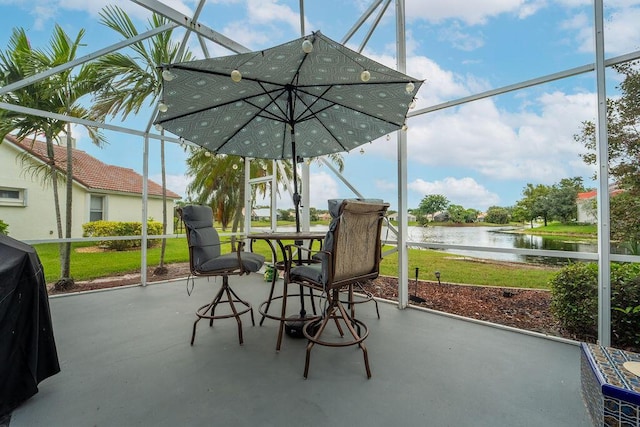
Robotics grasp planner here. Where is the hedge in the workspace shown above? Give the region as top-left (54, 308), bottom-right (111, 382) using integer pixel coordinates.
top-left (549, 262), bottom-right (640, 351)
top-left (82, 220), bottom-right (163, 250)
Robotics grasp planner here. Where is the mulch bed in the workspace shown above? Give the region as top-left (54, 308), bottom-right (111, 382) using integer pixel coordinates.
top-left (365, 276), bottom-right (565, 337)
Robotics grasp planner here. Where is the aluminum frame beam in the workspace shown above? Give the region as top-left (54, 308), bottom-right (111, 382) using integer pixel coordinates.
top-left (131, 0), bottom-right (250, 53)
top-left (0, 23), bottom-right (176, 96)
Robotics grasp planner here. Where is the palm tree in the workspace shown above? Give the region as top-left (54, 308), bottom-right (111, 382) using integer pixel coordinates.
top-left (185, 150), bottom-right (257, 231)
top-left (185, 148), bottom-right (345, 233)
top-left (93, 5), bottom-right (194, 274)
top-left (0, 26), bottom-right (105, 290)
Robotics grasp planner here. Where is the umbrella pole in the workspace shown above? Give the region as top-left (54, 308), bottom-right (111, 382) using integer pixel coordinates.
top-left (284, 125), bottom-right (310, 338)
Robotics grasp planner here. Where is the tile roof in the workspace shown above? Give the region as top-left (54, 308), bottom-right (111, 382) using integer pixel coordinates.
top-left (4, 134), bottom-right (181, 199)
top-left (577, 188), bottom-right (623, 200)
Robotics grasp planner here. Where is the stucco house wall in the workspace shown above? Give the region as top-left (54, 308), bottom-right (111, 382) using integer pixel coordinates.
top-left (0, 135), bottom-right (181, 241)
top-left (576, 186), bottom-right (622, 224)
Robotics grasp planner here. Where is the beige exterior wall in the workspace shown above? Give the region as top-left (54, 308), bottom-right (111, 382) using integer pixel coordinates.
top-left (0, 142), bottom-right (176, 241)
top-left (577, 198), bottom-right (597, 224)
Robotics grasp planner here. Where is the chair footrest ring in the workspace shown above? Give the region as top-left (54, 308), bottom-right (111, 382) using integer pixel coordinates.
top-left (302, 316), bottom-right (369, 347)
top-left (195, 299), bottom-right (252, 321)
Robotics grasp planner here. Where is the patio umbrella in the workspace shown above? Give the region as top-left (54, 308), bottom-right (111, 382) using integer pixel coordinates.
top-left (154, 30), bottom-right (423, 231)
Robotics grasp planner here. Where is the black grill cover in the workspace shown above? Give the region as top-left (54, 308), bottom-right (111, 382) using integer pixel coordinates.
top-left (0, 235), bottom-right (60, 416)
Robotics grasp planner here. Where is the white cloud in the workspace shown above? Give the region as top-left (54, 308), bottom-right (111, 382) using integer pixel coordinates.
top-left (405, 0), bottom-right (544, 25)
top-left (154, 173), bottom-right (189, 199)
top-left (216, 0), bottom-right (310, 51)
top-left (401, 90), bottom-right (596, 184)
top-left (57, 0), bottom-right (194, 17)
top-left (561, 3), bottom-right (640, 54)
top-left (307, 171), bottom-right (340, 208)
top-left (437, 25), bottom-right (485, 51)
top-left (365, 73), bottom-right (597, 197)
top-left (245, 0), bottom-right (303, 34)
top-left (408, 177), bottom-right (500, 211)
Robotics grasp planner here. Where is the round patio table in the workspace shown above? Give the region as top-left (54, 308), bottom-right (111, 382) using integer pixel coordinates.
top-left (249, 231), bottom-right (325, 351)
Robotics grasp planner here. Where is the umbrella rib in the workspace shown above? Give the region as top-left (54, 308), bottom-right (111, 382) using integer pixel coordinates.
top-left (214, 84), bottom-right (292, 153)
top-left (157, 87), bottom-right (286, 124)
top-left (295, 85), bottom-right (407, 128)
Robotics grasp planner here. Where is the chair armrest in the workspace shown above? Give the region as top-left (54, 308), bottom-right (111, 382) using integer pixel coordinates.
top-left (213, 238), bottom-right (250, 274)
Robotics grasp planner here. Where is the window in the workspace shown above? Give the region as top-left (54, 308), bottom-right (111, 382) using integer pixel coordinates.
top-left (89, 195), bottom-right (105, 221)
top-left (0, 187), bottom-right (26, 206)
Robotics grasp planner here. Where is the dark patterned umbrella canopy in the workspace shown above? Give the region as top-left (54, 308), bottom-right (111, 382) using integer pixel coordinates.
top-left (155, 31), bottom-right (422, 160)
top-left (155, 31), bottom-right (422, 231)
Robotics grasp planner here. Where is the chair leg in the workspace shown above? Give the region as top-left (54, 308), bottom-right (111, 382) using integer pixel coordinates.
top-left (360, 342), bottom-right (372, 379)
top-left (192, 283), bottom-right (226, 346)
top-left (227, 284), bottom-right (255, 327)
top-left (223, 284), bottom-right (244, 345)
top-left (260, 272), bottom-right (278, 326)
top-left (208, 283), bottom-right (227, 327)
top-left (345, 282), bottom-right (380, 319)
top-left (336, 301), bottom-right (372, 379)
top-left (190, 318), bottom-right (200, 346)
top-left (191, 276), bottom-right (253, 346)
top-left (276, 277), bottom-right (289, 352)
top-left (303, 290), bottom-right (372, 379)
top-left (303, 315), bottom-right (331, 379)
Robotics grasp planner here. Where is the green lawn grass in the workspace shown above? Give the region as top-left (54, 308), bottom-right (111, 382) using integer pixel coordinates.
top-left (35, 238), bottom-right (559, 289)
top-left (525, 223), bottom-right (597, 236)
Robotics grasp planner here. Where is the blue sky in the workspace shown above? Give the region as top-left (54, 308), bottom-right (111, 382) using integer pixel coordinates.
top-left (1, 0), bottom-right (639, 212)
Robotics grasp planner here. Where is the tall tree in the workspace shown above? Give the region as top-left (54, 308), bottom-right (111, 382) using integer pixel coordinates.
top-left (516, 183), bottom-right (552, 226)
top-left (576, 62), bottom-right (640, 192)
top-left (446, 204), bottom-right (467, 223)
top-left (0, 26), bottom-right (105, 290)
top-left (418, 194), bottom-right (449, 219)
top-left (485, 206), bottom-right (510, 224)
top-left (547, 177), bottom-right (585, 223)
top-left (184, 149), bottom-right (345, 233)
top-left (575, 61), bottom-right (640, 246)
top-left (93, 5), bottom-right (195, 274)
top-left (185, 149), bottom-right (288, 232)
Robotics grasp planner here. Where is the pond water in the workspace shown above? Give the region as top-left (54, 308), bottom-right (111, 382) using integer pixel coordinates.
top-left (262, 224), bottom-right (627, 265)
top-left (404, 225), bottom-right (628, 265)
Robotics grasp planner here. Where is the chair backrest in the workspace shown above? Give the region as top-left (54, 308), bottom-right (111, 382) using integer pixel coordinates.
top-left (179, 205), bottom-right (221, 273)
top-left (324, 199), bottom-right (389, 289)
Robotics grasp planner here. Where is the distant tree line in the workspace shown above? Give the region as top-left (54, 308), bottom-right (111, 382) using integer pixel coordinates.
top-left (411, 177), bottom-right (585, 227)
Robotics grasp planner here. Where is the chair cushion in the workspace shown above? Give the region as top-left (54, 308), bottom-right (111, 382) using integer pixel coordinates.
top-left (181, 205), bottom-right (214, 228)
top-left (198, 252), bottom-right (265, 273)
top-left (290, 263), bottom-right (323, 284)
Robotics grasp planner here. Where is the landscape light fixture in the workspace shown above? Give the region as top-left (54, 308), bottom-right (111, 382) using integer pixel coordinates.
top-left (435, 271), bottom-right (441, 285)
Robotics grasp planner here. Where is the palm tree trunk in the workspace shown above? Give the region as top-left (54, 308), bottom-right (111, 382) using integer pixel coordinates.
top-left (46, 136), bottom-right (64, 274)
top-left (62, 123), bottom-right (73, 280)
top-left (230, 162), bottom-right (245, 252)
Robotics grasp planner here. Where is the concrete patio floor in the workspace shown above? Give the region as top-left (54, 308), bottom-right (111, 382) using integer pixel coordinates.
top-left (9, 273), bottom-right (591, 426)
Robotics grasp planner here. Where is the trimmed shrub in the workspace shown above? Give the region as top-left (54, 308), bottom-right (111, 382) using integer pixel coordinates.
top-left (82, 220), bottom-right (163, 250)
top-left (0, 219), bottom-right (8, 235)
top-left (550, 262), bottom-right (640, 351)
